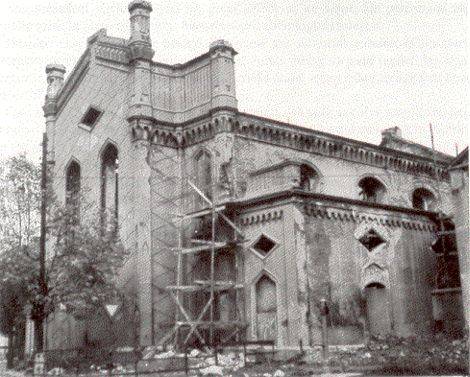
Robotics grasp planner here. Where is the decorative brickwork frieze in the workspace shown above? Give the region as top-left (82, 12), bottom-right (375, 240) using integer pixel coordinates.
top-left (302, 203), bottom-right (436, 232)
top-left (239, 209), bottom-right (283, 226)
top-left (95, 43), bottom-right (130, 65)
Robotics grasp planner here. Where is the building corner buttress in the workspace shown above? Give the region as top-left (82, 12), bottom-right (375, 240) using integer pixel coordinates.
top-left (43, 64), bottom-right (66, 164)
top-left (127, 0), bottom-right (155, 346)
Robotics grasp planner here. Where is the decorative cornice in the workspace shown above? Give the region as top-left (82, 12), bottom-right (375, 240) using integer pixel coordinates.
top-left (130, 111), bottom-right (237, 148)
top-left (303, 203), bottom-right (436, 232)
top-left (227, 188), bottom-right (440, 232)
top-left (234, 113), bottom-right (450, 181)
top-left (239, 209), bottom-right (284, 226)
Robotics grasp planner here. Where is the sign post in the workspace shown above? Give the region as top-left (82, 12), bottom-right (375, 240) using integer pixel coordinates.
top-left (33, 353), bottom-right (45, 377)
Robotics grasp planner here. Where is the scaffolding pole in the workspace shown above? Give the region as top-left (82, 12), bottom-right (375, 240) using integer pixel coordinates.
top-left (152, 150), bottom-right (246, 349)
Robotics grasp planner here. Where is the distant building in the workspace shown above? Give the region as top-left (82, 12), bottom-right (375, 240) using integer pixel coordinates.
top-left (43, 0), bottom-right (466, 350)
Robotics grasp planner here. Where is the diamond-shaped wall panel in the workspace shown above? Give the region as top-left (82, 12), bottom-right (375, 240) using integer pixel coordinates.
top-left (252, 234), bottom-right (276, 257)
top-left (359, 229), bottom-right (386, 251)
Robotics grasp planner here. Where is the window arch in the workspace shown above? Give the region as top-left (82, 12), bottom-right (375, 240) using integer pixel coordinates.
top-left (101, 143), bottom-right (119, 220)
top-left (254, 272), bottom-right (278, 342)
top-left (194, 149), bottom-right (212, 208)
top-left (412, 187), bottom-right (436, 211)
top-left (358, 176), bottom-right (386, 204)
top-left (65, 160), bottom-right (81, 210)
top-left (299, 164), bottom-right (319, 191)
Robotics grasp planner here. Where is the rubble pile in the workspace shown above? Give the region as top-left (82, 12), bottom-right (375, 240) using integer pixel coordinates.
top-left (46, 367), bottom-right (65, 375)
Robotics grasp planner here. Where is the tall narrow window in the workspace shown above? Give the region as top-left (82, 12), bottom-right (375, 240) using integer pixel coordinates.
top-left (358, 177), bottom-right (386, 204)
top-left (65, 160), bottom-right (81, 212)
top-left (101, 144), bottom-right (119, 221)
top-left (194, 150), bottom-right (212, 208)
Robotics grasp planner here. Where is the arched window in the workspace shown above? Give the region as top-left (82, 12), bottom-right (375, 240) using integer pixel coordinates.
top-left (412, 188), bottom-right (436, 211)
top-left (101, 144), bottom-right (119, 220)
top-left (299, 164), bottom-right (318, 191)
top-left (194, 150), bottom-right (212, 208)
top-left (358, 177), bottom-right (386, 203)
top-left (65, 160), bottom-right (81, 210)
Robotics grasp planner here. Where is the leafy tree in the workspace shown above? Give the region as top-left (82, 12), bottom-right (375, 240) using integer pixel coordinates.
top-left (46, 199), bottom-right (128, 319)
top-left (0, 155), bottom-right (40, 364)
top-left (0, 155), bottom-right (41, 251)
top-left (0, 154), bottom-right (129, 362)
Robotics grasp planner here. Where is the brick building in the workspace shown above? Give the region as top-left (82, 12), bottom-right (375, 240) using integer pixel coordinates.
top-left (44, 1), bottom-right (466, 350)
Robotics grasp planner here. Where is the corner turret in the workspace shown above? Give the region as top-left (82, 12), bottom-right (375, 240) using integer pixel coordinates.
top-left (43, 64), bottom-right (66, 163)
top-left (209, 40), bottom-right (238, 111)
top-left (128, 0), bottom-right (154, 61)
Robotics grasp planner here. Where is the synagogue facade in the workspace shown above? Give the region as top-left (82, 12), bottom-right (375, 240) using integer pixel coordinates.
top-left (44, 1), bottom-right (466, 350)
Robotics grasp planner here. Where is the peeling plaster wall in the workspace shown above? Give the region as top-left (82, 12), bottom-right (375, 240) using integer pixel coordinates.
top-left (238, 199), bottom-right (437, 347)
top-left (302, 207), bottom-right (436, 344)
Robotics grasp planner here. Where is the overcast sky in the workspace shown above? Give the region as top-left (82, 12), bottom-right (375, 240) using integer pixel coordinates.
top-left (0, 0), bottom-right (467, 163)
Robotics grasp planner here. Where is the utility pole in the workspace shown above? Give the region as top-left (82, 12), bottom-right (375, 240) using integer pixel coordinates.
top-left (38, 132), bottom-right (48, 352)
top-left (429, 124), bottom-right (450, 287)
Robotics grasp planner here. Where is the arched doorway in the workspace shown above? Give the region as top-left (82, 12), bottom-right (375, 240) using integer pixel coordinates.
top-left (255, 275), bottom-right (277, 342)
top-left (365, 282), bottom-right (391, 336)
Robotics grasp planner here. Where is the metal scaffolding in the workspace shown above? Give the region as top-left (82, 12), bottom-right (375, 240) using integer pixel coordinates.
top-left (151, 145), bottom-right (247, 349)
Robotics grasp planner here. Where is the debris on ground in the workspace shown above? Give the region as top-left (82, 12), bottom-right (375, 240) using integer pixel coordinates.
top-left (154, 349), bottom-right (176, 359)
top-left (47, 366), bottom-right (65, 375)
top-left (199, 365), bottom-right (224, 375)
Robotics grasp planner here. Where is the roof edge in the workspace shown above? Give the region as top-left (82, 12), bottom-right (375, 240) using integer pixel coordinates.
top-left (227, 189), bottom-right (440, 220)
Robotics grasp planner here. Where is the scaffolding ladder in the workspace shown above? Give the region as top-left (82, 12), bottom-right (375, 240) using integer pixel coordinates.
top-left (159, 178), bottom-right (247, 349)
